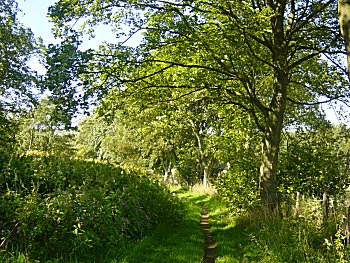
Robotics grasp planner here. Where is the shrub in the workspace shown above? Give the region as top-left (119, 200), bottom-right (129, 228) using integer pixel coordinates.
top-left (214, 169), bottom-right (259, 214)
top-left (0, 154), bottom-right (182, 261)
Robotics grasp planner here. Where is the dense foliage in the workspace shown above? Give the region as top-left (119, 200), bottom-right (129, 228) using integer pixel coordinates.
top-left (2, 0), bottom-right (350, 261)
top-left (279, 125), bottom-right (350, 199)
top-left (0, 153), bottom-right (182, 261)
top-left (0, 0), bottom-right (40, 153)
top-left (45, 0), bottom-right (350, 211)
top-left (0, 0), bottom-right (39, 107)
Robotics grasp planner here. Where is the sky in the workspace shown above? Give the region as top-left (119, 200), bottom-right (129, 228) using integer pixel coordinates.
top-left (15, 0), bottom-right (343, 124)
top-left (17, 0), bottom-right (57, 46)
top-left (17, 0), bottom-right (142, 74)
top-left (16, 0), bottom-right (56, 75)
top-left (17, 0), bottom-right (119, 46)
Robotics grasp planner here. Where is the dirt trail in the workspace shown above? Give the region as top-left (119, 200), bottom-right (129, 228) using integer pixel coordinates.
top-left (200, 206), bottom-right (216, 263)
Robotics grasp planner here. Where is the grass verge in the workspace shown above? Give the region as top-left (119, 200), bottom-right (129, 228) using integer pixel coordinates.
top-left (204, 193), bottom-right (350, 262)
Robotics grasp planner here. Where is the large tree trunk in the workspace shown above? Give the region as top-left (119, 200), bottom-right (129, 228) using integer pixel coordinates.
top-left (259, 3), bottom-right (289, 213)
top-left (259, 61), bottom-right (288, 213)
top-left (259, 110), bottom-right (284, 212)
top-left (339, 0), bottom-right (350, 76)
top-left (259, 85), bottom-right (287, 212)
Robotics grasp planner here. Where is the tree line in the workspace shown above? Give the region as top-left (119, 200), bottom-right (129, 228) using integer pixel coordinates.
top-left (2, 0), bottom-right (350, 215)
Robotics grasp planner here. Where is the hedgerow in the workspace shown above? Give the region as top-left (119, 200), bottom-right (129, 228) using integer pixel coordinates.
top-left (0, 153), bottom-right (182, 261)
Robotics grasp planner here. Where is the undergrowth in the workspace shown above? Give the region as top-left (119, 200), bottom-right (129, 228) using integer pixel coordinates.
top-left (4, 172), bottom-right (350, 263)
top-left (0, 153), bottom-right (182, 262)
top-left (206, 193), bottom-right (350, 262)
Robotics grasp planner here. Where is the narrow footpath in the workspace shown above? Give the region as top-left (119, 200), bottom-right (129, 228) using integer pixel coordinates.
top-left (200, 206), bottom-right (216, 263)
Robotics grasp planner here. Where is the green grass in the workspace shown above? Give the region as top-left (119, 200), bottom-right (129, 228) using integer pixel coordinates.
top-left (203, 193), bottom-right (350, 263)
top-left (6, 185), bottom-right (348, 262)
top-left (102, 187), bottom-right (206, 263)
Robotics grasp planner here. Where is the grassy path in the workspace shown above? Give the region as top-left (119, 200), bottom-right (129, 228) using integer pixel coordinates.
top-left (109, 188), bottom-right (244, 263)
top-left (111, 189), bottom-right (206, 262)
top-left (116, 188), bottom-right (350, 262)
top-left (4, 187), bottom-right (345, 262)
top-left (105, 188), bottom-right (248, 263)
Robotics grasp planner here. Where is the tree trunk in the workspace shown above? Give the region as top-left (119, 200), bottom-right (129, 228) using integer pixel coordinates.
top-left (259, 119), bottom-right (281, 212)
top-left (28, 127), bottom-right (34, 152)
top-left (164, 169), bottom-right (169, 183)
top-left (203, 164), bottom-right (208, 189)
top-left (163, 162), bottom-right (172, 183)
top-left (341, 206), bottom-right (350, 246)
top-left (202, 157), bottom-right (215, 189)
top-left (295, 191), bottom-right (301, 218)
top-left (322, 190), bottom-right (330, 223)
top-left (259, 79), bottom-right (287, 213)
top-left (339, 0), bottom-right (350, 76)
top-left (258, 3), bottom-right (289, 214)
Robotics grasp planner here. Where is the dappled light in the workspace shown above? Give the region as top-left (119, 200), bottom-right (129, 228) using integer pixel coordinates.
top-left (2, 0), bottom-right (350, 261)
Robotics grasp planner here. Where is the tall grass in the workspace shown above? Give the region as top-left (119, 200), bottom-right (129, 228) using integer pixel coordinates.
top-left (205, 193), bottom-right (350, 262)
top-left (4, 175), bottom-right (349, 263)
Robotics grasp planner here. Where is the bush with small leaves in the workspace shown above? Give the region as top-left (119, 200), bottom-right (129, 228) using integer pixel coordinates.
top-left (0, 154), bottom-right (182, 261)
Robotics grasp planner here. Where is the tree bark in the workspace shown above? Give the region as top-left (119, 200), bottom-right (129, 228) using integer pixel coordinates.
top-left (259, 65), bottom-right (288, 213)
top-left (339, 0), bottom-right (350, 76)
top-left (259, 110), bottom-right (284, 212)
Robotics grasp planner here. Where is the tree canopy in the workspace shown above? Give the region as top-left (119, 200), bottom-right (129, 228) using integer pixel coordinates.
top-left (0, 0), bottom-right (39, 110)
top-left (0, 0), bottom-right (41, 152)
top-left (46, 0), bottom-right (350, 212)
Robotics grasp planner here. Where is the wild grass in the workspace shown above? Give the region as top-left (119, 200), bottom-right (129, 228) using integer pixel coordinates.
top-left (113, 194), bottom-right (204, 262)
top-left (190, 183), bottom-right (217, 196)
top-left (204, 193), bottom-right (350, 263)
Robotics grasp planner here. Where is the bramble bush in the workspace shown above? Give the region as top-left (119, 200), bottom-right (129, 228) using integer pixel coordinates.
top-left (0, 153), bottom-right (182, 261)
